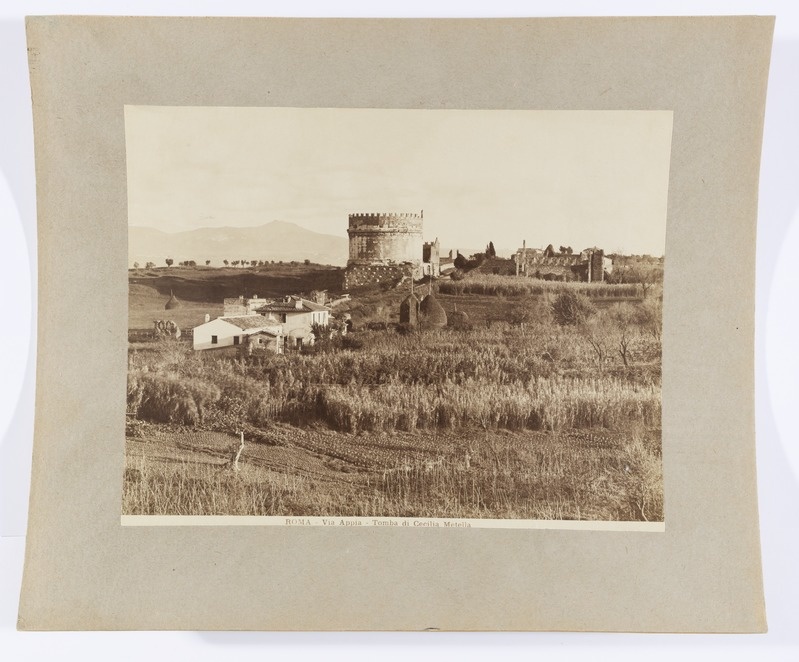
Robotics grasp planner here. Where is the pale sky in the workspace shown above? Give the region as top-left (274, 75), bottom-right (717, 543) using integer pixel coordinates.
top-left (125, 106), bottom-right (672, 256)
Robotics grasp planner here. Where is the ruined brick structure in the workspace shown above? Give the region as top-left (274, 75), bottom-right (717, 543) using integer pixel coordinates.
top-left (587, 249), bottom-right (607, 283)
top-left (514, 241), bottom-right (612, 282)
top-left (422, 238), bottom-right (440, 276)
top-left (344, 212), bottom-right (424, 289)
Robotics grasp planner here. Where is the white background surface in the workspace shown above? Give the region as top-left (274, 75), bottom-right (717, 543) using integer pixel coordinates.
top-left (1, 1), bottom-right (797, 659)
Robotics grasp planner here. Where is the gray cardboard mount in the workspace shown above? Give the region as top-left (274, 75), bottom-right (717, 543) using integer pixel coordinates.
top-left (19, 16), bottom-right (772, 631)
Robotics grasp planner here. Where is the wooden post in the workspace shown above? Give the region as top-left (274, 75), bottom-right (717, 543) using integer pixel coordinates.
top-left (233, 431), bottom-right (245, 472)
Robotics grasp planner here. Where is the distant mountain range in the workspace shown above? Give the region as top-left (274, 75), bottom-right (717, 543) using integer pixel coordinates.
top-left (129, 221), bottom-right (349, 267)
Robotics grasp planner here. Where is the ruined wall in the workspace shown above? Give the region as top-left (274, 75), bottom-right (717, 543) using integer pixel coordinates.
top-left (342, 263), bottom-right (415, 290)
top-left (590, 249), bottom-right (605, 282)
top-left (515, 246), bottom-right (609, 282)
top-left (422, 239), bottom-right (440, 276)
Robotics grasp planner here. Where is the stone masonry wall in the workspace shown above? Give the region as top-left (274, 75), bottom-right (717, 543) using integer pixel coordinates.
top-left (343, 263), bottom-right (415, 290)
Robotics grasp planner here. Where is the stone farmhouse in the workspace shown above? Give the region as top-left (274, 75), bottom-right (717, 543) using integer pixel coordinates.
top-left (192, 295), bottom-right (331, 352)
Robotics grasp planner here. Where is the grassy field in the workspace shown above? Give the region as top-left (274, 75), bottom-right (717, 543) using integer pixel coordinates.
top-left (125, 265), bottom-right (663, 521)
top-left (123, 424), bottom-right (662, 521)
top-left (128, 263), bottom-right (342, 330)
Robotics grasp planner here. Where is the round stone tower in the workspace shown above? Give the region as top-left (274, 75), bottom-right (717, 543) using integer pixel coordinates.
top-left (347, 212), bottom-right (424, 271)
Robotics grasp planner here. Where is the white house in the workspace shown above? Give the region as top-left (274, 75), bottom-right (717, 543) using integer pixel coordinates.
top-left (192, 295), bottom-right (331, 351)
top-left (192, 315), bottom-right (283, 351)
top-left (255, 296), bottom-right (331, 348)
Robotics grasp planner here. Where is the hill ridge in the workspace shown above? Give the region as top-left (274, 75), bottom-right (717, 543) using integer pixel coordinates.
top-left (129, 221), bottom-right (348, 267)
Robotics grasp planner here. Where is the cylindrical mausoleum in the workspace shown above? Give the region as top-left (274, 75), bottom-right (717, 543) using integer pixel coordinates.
top-left (347, 212), bottom-right (424, 269)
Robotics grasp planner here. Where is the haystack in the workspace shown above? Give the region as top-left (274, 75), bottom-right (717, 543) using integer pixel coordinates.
top-left (419, 293), bottom-right (447, 330)
top-left (164, 291), bottom-right (181, 310)
top-left (399, 292), bottom-right (420, 326)
top-left (447, 307), bottom-right (470, 329)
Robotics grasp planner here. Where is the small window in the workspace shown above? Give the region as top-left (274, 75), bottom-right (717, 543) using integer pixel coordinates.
top-left (233, 336), bottom-right (240, 345)
top-left (211, 335), bottom-right (218, 345)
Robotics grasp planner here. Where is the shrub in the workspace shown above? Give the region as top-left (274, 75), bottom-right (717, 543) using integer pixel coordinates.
top-left (551, 291), bottom-right (595, 326)
top-left (131, 372), bottom-right (221, 426)
top-left (341, 335), bottom-right (363, 350)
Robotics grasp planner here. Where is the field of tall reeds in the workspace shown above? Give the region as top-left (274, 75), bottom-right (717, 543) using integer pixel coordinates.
top-left (439, 274), bottom-right (642, 299)
top-left (127, 305), bottom-right (661, 435)
top-left (125, 289), bottom-right (663, 520)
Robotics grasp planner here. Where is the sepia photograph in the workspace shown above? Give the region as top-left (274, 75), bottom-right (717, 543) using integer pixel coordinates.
top-left (123, 106), bottom-right (672, 525)
top-left (14, 10), bottom-right (778, 637)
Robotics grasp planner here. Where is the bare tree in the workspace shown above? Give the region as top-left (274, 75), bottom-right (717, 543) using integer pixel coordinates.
top-left (629, 266), bottom-right (659, 298)
top-left (635, 297), bottom-right (663, 342)
top-left (580, 316), bottom-right (611, 373)
top-left (602, 304), bottom-right (644, 368)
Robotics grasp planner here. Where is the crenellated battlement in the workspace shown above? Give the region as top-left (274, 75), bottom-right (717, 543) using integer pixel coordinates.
top-left (348, 212), bottom-right (423, 229)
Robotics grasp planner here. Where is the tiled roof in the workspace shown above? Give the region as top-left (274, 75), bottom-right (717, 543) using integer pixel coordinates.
top-left (301, 299), bottom-right (331, 312)
top-left (256, 303), bottom-right (309, 313)
top-left (248, 328), bottom-right (282, 337)
top-left (220, 316), bottom-right (276, 330)
top-left (256, 297), bottom-right (330, 314)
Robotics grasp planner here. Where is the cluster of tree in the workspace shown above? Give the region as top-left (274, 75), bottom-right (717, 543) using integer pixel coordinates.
top-left (448, 239), bottom-right (502, 273)
top-left (223, 259), bottom-right (270, 267)
top-left (605, 262), bottom-right (663, 297)
top-left (156, 257), bottom-right (316, 269)
top-left (543, 244), bottom-right (574, 257)
top-left (512, 290), bottom-right (662, 372)
top-left (217, 259), bottom-right (311, 267)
